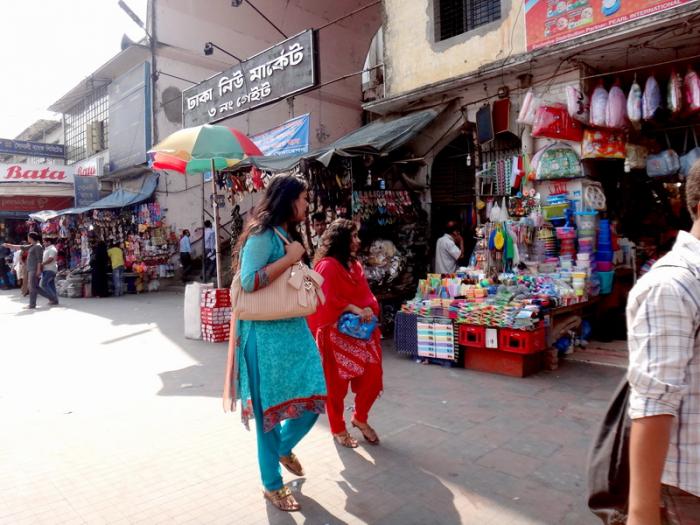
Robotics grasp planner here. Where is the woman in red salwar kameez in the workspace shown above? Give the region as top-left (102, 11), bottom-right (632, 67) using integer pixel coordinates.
top-left (307, 219), bottom-right (383, 448)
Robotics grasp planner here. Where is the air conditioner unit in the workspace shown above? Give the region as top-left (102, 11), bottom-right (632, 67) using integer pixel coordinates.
top-left (85, 121), bottom-right (105, 156)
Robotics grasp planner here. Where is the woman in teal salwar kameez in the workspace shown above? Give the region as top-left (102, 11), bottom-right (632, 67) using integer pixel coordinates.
top-left (223, 175), bottom-right (326, 512)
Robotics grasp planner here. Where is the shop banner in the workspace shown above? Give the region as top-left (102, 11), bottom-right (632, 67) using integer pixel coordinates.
top-left (0, 162), bottom-right (74, 184)
top-left (0, 195), bottom-right (74, 212)
top-left (74, 176), bottom-right (101, 208)
top-left (182, 30), bottom-right (317, 127)
top-left (0, 138), bottom-right (65, 159)
top-left (251, 114), bottom-right (310, 157)
top-left (525, 0), bottom-right (699, 51)
top-left (74, 156), bottom-right (104, 177)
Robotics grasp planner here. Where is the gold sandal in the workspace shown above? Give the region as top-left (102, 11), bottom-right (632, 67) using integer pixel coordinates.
top-left (351, 419), bottom-right (380, 445)
top-left (333, 431), bottom-right (359, 448)
top-left (279, 453), bottom-right (304, 476)
top-left (263, 486), bottom-right (300, 512)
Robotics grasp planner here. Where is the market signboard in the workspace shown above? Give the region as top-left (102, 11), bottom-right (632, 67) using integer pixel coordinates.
top-left (0, 162), bottom-right (74, 184)
top-left (251, 114), bottom-right (310, 156)
top-left (73, 176), bottom-right (100, 208)
top-left (183, 30), bottom-right (317, 127)
top-left (0, 138), bottom-right (65, 159)
top-left (0, 195), bottom-right (73, 212)
top-left (525, 0), bottom-right (699, 51)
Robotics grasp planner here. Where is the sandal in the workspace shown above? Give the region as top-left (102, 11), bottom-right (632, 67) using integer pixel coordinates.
top-left (279, 453), bottom-right (304, 476)
top-left (333, 431), bottom-right (359, 448)
top-left (263, 486), bottom-right (300, 512)
top-left (351, 419), bottom-right (380, 445)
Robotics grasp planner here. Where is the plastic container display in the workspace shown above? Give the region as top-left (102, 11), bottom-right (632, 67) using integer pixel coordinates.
top-left (597, 250), bottom-right (614, 262)
top-left (576, 210), bottom-right (598, 232)
top-left (596, 271), bottom-right (615, 294)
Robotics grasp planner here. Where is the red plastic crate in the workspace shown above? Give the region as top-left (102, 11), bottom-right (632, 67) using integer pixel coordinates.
top-left (498, 326), bottom-right (546, 355)
top-left (458, 324), bottom-right (486, 348)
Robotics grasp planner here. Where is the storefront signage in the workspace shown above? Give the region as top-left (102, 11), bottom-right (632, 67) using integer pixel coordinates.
top-left (183, 30), bottom-right (317, 127)
top-left (75, 156), bottom-right (102, 177)
top-left (74, 176), bottom-right (100, 208)
top-left (525, 0), bottom-right (699, 51)
top-left (252, 114), bottom-right (310, 157)
top-left (0, 162), bottom-right (74, 184)
top-left (0, 139), bottom-right (65, 159)
top-left (0, 195), bottom-right (73, 212)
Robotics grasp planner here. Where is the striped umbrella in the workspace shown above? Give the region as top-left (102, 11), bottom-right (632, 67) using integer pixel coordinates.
top-left (148, 124), bottom-right (262, 174)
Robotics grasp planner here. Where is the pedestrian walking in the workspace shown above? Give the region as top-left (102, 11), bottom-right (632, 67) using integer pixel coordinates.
top-left (0, 241), bottom-right (11, 289)
top-left (307, 219), bottom-right (383, 448)
top-left (203, 220), bottom-right (216, 283)
top-left (2, 232), bottom-right (53, 309)
top-left (107, 242), bottom-right (125, 296)
top-left (222, 175), bottom-right (326, 513)
top-left (90, 241), bottom-right (110, 298)
top-left (626, 161), bottom-right (700, 524)
top-left (40, 237), bottom-right (59, 305)
top-left (19, 249), bottom-right (28, 296)
top-left (179, 230), bottom-right (192, 283)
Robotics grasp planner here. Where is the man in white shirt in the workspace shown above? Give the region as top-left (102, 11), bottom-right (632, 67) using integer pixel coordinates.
top-left (434, 221), bottom-right (464, 274)
top-left (40, 238), bottom-right (59, 305)
top-left (179, 230), bottom-right (192, 284)
top-left (626, 161), bottom-right (700, 524)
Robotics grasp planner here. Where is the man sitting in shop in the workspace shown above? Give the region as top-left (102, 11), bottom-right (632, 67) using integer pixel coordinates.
top-left (435, 221), bottom-right (464, 274)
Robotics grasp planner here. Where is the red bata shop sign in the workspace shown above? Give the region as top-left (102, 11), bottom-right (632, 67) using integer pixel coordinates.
top-left (0, 195), bottom-right (74, 212)
top-left (0, 162), bottom-right (74, 184)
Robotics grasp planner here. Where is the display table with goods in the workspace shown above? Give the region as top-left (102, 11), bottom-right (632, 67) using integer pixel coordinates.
top-left (43, 203), bottom-right (178, 297)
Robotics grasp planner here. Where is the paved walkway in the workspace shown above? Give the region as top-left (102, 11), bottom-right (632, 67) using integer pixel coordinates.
top-left (0, 289), bottom-right (623, 524)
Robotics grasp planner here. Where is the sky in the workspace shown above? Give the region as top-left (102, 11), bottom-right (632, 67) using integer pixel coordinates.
top-left (0, 0), bottom-right (148, 139)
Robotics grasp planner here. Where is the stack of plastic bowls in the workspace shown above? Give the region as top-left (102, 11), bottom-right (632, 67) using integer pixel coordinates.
top-left (576, 210), bottom-right (598, 238)
top-left (597, 219), bottom-right (613, 266)
top-left (572, 271), bottom-right (587, 297)
top-left (556, 226), bottom-right (577, 257)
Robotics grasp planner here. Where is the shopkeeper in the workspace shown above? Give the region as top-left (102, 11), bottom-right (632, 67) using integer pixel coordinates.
top-left (435, 221), bottom-right (464, 274)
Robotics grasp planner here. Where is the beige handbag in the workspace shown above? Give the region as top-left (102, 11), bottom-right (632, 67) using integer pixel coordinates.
top-left (223, 227), bottom-right (325, 412)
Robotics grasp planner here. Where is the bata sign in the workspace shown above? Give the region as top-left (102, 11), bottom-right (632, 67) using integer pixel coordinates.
top-left (0, 162), bottom-right (74, 184)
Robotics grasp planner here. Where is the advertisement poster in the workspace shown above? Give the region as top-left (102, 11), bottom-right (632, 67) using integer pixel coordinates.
top-left (525, 0), bottom-right (698, 51)
top-left (251, 114), bottom-right (310, 157)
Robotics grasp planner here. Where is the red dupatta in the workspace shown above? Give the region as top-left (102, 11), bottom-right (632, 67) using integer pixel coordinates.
top-left (308, 257), bottom-right (381, 380)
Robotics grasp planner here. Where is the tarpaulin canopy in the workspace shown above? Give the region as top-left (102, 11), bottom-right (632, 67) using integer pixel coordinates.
top-left (228, 107), bottom-right (443, 173)
top-left (29, 173), bottom-right (159, 222)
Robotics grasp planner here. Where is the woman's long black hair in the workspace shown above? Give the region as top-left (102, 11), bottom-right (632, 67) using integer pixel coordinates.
top-left (313, 219), bottom-right (356, 269)
top-left (233, 174), bottom-right (308, 269)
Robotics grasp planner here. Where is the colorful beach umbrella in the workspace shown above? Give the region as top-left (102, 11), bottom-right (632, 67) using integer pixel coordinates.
top-left (148, 125), bottom-right (262, 174)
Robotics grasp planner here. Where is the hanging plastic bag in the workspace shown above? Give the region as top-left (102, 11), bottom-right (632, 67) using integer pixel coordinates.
top-left (680, 128), bottom-right (700, 177)
top-left (517, 90), bottom-right (542, 126)
top-left (646, 134), bottom-right (680, 177)
top-left (684, 66), bottom-right (700, 113)
top-left (605, 82), bottom-right (627, 129)
top-left (532, 104), bottom-right (584, 142)
top-left (590, 82), bottom-right (608, 127)
top-left (643, 75), bottom-right (662, 121)
top-left (668, 69), bottom-right (683, 116)
top-left (627, 79), bottom-right (642, 127)
top-left (566, 85), bottom-right (590, 124)
top-left (582, 129), bottom-right (626, 159)
top-left (533, 142), bottom-right (582, 180)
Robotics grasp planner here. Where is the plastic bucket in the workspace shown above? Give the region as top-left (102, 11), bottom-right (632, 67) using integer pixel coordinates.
top-left (576, 211), bottom-right (597, 231)
top-left (596, 250), bottom-right (614, 262)
top-left (596, 271), bottom-right (614, 294)
top-left (596, 261), bottom-right (614, 272)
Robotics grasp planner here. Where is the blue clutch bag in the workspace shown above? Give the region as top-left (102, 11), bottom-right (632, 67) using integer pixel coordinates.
top-left (337, 312), bottom-right (377, 340)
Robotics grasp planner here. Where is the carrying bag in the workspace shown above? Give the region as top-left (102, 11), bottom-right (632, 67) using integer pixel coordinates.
top-left (625, 144), bottom-right (648, 170)
top-left (680, 128), bottom-right (700, 177)
top-left (566, 85), bottom-right (590, 124)
top-left (517, 89), bottom-right (541, 126)
top-left (582, 129), bottom-right (626, 159)
top-left (532, 104), bottom-right (584, 142)
top-left (476, 104), bottom-right (495, 144)
top-left (492, 98), bottom-right (516, 135)
top-left (532, 142), bottom-right (582, 180)
top-left (646, 134), bottom-right (680, 177)
top-left (337, 312), bottom-right (378, 340)
top-left (587, 378), bottom-right (630, 525)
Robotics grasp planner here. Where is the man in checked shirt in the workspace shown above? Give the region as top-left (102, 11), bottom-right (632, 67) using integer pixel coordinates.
top-left (627, 161), bottom-right (700, 525)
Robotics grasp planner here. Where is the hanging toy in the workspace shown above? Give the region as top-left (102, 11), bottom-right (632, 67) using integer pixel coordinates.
top-left (643, 74), bottom-right (663, 121)
top-left (668, 69), bottom-right (683, 116)
top-left (494, 225), bottom-right (505, 251)
top-left (627, 77), bottom-right (642, 127)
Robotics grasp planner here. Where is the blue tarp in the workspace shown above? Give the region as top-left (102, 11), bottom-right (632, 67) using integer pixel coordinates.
top-left (29, 173), bottom-right (159, 222)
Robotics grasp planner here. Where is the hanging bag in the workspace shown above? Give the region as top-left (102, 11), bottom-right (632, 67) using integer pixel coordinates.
top-left (532, 142), bottom-right (582, 180)
top-left (582, 129), bottom-right (626, 159)
top-left (517, 89), bottom-right (542, 126)
top-left (681, 128), bottom-right (700, 177)
top-left (566, 85), bottom-right (590, 124)
top-left (625, 144), bottom-right (648, 170)
top-left (586, 378), bottom-right (630, 525)
top-left (532, 104), bottom-right (584, 142)
top-left (476, 103), bottom-right (495, 144)
top-left (646, 134), bottom-right (680, 177)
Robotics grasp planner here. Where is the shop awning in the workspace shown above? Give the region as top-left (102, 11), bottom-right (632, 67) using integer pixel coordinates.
top-left (29, 173), bottom-right (159, 222)
top-left (229, 107), bottom-right (443, 173)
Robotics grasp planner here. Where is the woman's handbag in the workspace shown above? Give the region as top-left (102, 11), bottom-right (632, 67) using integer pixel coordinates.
top-left (582, 129), bottom-right (626, 159)
top-left (646, 134), bottom-right (680, 177)
top-left (532, 104), bottom-right (584, 142)
top-left (230, 228), bottom-right (325, 321)
top-left (680, 128), bottom-right (700, 177)
top-left (337, 312), bottom-right (378, 340)
top-left (587, 378), bottom-right (630, 525)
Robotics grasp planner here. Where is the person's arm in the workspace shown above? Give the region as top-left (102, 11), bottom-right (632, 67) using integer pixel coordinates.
top-left (626, 281), bottom-right (696, 525)
top-left (2, 243), bottom-right (29, 251)
top-left (447, 236), bottom-right (463, 263)
top-left (239, 231), bottom-right (304, 293)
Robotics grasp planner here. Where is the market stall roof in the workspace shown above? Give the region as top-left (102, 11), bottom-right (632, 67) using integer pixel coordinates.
top-left (228, 106), bottom-right (444, 173)
top-left (29, 173), bottom-right (159, 222)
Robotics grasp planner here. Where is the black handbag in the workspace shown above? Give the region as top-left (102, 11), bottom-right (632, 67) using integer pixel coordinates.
top-left (586, 378), bottom-right (630, 525)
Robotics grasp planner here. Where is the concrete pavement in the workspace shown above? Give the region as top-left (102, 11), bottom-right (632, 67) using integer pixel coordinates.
top-left (0, 288), bottom-right (622, 524)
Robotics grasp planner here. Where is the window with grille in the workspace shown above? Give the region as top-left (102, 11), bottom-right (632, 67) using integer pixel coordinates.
top-left (436, 0), bottom-right (501, 41)
top-left (64, 85), bottom-right (109, 165)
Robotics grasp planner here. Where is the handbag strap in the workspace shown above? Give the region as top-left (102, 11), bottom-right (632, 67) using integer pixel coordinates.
top-left (272, 227), bottom-right (291, 245)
